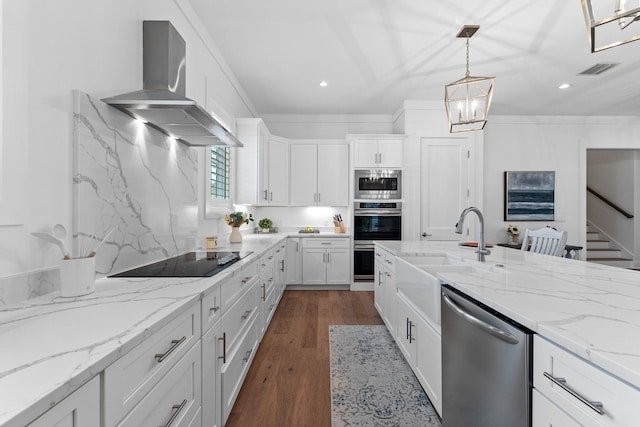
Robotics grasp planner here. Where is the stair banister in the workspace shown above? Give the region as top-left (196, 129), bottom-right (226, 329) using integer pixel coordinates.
top-left (586, 186), bottom-right (634, 219)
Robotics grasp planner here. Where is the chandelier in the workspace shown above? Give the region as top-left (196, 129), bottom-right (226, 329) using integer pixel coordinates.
top-left (581, 0), bottom-right (640, 52)
top-left (444, 25), bottom-right (495, 133)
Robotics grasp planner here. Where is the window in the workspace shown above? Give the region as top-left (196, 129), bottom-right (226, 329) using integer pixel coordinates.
top-left (210, 146), bottom-right (230, 200)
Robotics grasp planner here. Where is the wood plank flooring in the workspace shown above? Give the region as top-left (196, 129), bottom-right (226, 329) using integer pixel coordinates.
top-left (225, 290), bottom-right (383, 427)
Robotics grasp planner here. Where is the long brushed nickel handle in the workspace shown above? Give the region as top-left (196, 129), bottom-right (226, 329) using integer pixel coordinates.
top-left (155, 336), bottom-right (186, 363)
top-left (218, 333), bottom-right (226, 364)
top-left (158, 399), bottom-right (188, 427)
top-left (543, 372), bottom-right (605, 415)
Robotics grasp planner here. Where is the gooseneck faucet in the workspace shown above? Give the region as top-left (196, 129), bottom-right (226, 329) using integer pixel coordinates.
top-left (455, 207), bottom-right (491, 262)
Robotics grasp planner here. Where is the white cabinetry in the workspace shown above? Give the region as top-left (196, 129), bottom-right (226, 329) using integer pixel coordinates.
top-left (374, 246), bottom-right (396, 336)
top-left (351, 136), bottom-right (403, 168)
top-left (201, 285), bottom-right (222, 427)
top-left (103, 303), bottom-right (201, 427)
top-left (28, 376), bottom-right (100, 427)
top-left (273, 241), bottom-right (287, 296)
top-left (533, 335), bottom-right (640, 427)
top-left (235, 119), bottom-right (289, 205)
top-left (286, 238), bottom-right (303, 284)
top-left (302, 238), bottom-right (350, 285)
top-left (395, 291), bottom-right (443, 416)
top-left (290, 144), bottom-right (348, 206)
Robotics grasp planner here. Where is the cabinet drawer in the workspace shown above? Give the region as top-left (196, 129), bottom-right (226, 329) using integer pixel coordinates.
top-left (221, 313), bottom-right (259, 424)
top-left (104, 303), bottom-right (201, 427)
top-left (374, 247), bottom-right (385, 262)
top-left (303, 238), bottom-right (349, 248)
top-left (262, 286), bottom-right (279, 326)
top-left (383, 252), bottom-right (396, 271)
top-left (534, 336), bottom-right (640, 427)
top-left (221, 260), bottom-right (259, 314)
top-left (260, 250), bottom-right (275, 271)
top-left (532, 389), bottom-right (580, 427)
top-left (220, 283), bottom-right (259, 355)
top-left (28, 376), bottom-right (100, 427)
top-left (116, 341), bottom-right (202, 427)
top-left (201, 285), bottom-right (222, 333)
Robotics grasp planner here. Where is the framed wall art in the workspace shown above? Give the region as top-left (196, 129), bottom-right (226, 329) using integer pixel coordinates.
top-left (504, 171), bottom-right (555, 221)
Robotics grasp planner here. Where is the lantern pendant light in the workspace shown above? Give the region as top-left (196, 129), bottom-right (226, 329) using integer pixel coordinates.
top-left (444, 25), bottom-right (495, 133)
top-left (581, 0), bottom-right (640, 52)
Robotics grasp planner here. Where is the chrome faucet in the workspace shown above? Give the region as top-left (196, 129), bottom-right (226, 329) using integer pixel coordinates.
top-left (455, 207), bottom-right (491, 262)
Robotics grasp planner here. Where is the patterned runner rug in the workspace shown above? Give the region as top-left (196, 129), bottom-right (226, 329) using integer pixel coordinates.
top-left (329, 325), bottom-right (442, 426)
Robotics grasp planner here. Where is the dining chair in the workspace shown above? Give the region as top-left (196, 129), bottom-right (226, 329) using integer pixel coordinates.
top-left (520, 227), bottom-right (568, 257)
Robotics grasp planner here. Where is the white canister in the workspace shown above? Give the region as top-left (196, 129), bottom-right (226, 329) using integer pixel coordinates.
top-left (59, 256), bottom-right (96, 297)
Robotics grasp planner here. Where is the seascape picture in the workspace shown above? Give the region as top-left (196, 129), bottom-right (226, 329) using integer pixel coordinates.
top-left (504, 171), bottom-right (555, 221)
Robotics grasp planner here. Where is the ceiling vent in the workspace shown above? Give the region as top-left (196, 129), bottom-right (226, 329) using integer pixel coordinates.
top-left (578, 63), bottom-right (619, 75)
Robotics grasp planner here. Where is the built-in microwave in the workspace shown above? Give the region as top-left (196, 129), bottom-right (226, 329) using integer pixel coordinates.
top-left (354, 169), bottom-right (401, 200)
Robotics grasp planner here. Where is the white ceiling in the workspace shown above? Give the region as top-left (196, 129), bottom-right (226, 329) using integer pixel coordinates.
top-left (188, 0), bottom-right (640, 116)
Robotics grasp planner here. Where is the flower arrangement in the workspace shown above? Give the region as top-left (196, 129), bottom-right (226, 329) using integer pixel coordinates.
top-left (258, 218), bottom-right (273, 231)
top-left (225, 211), bottom-right (254, 228)
top-left (507, 224), bottom-right (520, 244)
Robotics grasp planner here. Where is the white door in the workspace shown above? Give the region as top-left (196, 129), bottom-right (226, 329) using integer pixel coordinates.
top-left (325, 248), bottom-right (350, 285)
top-left (290, 145), bottom-right (318, 205)
top-left (420, 138), bottom-right (469, 241)
top-left (302, 248), bottom-right (326, 284)
top-left (317, 145), bottom-right (348, 206)
top-left (378, 139), bottom-right (403, 168)
top-left (267, 138), bottom-right (289, 205)
top-left (353, 139), bottom-right (379, 168)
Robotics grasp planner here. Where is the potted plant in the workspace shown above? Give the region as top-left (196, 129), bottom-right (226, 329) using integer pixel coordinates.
top-left (258, 218), bottom-right (273, 233)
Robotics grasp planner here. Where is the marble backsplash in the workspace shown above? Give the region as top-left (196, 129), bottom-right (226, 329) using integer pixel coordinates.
top-left (0, 91), bottom-right (200, 307)
top-left (72, 90), bottom-right (199, 277)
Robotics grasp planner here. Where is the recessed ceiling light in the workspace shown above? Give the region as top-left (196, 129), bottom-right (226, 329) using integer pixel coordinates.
top-left (319, 81), bottom-right (328, 87)
top-left (558, 83), bottom-right (571, 89)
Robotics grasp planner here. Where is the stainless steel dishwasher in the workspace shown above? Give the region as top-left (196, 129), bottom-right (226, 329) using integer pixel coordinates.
top-left (441, 285), bottom-right (532, 427)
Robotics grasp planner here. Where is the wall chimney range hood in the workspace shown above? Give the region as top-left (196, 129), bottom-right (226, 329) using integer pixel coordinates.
top-left (102, 21), bottom-right (243, 147)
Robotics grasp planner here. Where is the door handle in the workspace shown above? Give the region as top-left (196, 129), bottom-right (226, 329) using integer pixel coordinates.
top-left (442, 293), bottom-right (519, 344)
top-left (422, 232), bottom-right (432, 237)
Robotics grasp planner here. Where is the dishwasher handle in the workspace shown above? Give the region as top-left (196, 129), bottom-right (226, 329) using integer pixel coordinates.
top-left (442, 293), bottom-right (519, 345)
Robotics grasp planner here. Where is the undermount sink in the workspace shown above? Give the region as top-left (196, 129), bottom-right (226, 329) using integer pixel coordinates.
top-left (395, 255), bottom-right (498, 327)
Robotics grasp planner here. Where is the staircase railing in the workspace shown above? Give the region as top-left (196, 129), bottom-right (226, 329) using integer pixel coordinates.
top-left (587, 186), bottom-right (634, 219)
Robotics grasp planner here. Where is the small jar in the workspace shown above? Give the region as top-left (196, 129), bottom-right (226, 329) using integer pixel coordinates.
top-left (206, 236), bottom-right (218, 249)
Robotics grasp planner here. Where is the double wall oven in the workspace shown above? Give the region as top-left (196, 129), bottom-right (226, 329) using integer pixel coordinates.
top-left (353, 201), bottom-right (402, 281)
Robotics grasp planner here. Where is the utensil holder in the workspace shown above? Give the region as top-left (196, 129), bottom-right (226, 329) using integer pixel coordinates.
top-left (59, 256), bottom-right (96, 297)
top-left (334, 222), bottom-right (347, 233)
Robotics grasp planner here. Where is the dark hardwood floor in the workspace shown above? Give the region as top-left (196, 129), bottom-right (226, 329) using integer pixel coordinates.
top-left (225, 290), bottom-right (384, 427)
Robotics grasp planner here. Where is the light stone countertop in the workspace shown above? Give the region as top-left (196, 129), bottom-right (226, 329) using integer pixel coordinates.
top-left (376, 240), bottom-right (640, 390)
top-left (0, 233), bottom-right (291, 427)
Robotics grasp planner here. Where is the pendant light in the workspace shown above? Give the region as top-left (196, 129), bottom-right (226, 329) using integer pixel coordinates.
top-left (444, 25), bottom-right (495, 133)
top-left (581, 0), bottom-right (640, 52)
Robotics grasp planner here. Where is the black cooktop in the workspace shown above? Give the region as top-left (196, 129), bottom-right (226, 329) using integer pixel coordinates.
top-left (109, 251), bottom-right (253, 278)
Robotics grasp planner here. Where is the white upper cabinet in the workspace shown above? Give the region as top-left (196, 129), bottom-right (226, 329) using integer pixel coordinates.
top-left (235, 119), bottom-right (289, 205)
top-left (290, 144), bottom-right (348, 206)
top-left (351, 136), bottom-right (403, 168)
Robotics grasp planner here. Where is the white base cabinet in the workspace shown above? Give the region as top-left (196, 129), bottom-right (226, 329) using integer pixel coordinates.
top-left (285, 238), bottom-right (302, 284)
top-left (115, 342), bottom-right (202, 427)
top-left (374, 246), bottom-right (396, 336)
top-left (533, 335), bottom-right (640, 427)
top-left (201, 323), bottom-right (222, 427)
top-left (395, 291), bottom-right (443, 417)
top-left (302, 238), bottom-right (350, 285)
top-left (28, 376), bottom-right (100, 427)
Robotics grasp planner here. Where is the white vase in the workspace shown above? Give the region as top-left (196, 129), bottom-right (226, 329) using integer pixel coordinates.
top-left (229, 227), bottom-right (242, 243)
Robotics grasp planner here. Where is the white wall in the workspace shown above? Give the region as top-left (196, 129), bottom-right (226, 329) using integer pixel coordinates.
top-left (1, 0), bottom-right (254, 278)
top-left (484, 117), bottom-right (640, 253)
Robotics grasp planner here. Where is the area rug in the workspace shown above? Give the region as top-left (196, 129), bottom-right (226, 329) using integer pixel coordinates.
top-left (329, 325), bottom-right (441, 427)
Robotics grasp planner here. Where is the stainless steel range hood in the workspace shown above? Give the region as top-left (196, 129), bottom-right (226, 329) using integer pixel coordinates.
top-left (102, 21), bottom-right (242, 147)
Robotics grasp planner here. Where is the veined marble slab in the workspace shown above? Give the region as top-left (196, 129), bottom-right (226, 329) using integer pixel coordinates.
top-left (378, 240), bottom-right (640, 390)
top-left (72, 90), bottom-right (199, 278)
top-left (0, 234), bottom-right (286, 427)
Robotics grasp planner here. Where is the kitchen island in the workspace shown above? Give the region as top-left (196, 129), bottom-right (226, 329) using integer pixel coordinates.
top-left (377, 240), bottom-right (640, 426)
